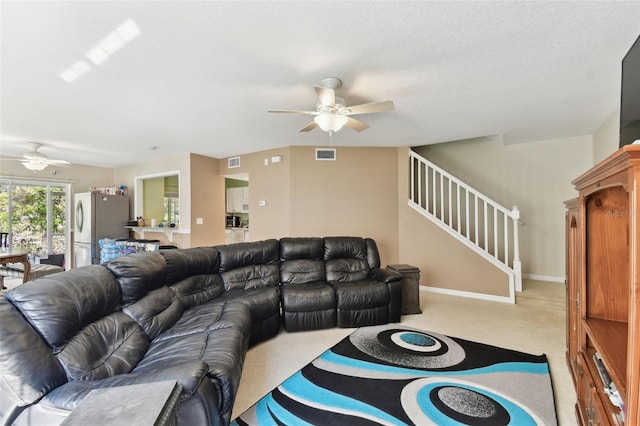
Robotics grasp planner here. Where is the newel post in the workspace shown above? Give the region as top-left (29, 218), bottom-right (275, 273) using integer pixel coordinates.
top-left (511, 206), bottom-right (522, 292)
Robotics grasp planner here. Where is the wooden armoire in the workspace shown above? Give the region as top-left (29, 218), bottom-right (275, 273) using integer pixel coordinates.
top-left (565, 145), bottom-right (640, 425)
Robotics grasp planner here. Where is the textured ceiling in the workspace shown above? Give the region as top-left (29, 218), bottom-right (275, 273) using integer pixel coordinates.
top-left (1, 1), bottom-right (639, 168)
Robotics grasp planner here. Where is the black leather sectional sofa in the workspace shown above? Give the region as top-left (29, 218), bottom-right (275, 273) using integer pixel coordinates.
top-left (0, 236), bottom-right (403, 426)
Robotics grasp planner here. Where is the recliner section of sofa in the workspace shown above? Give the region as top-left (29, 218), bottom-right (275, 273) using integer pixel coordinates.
top-left (278, 237), bottom-right (402, 331)
top-left (280, 237), bottom-right (336, 332)
top-left (215, 240), bottom-right (282, 345)
top-left (0, 236), bottom-right (402, 426)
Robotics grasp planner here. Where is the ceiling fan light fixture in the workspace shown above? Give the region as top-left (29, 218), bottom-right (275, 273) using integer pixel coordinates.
top-left (23, 161), bottom-right (47, 171)
top-left (314, 113), bottom-right (348, 133)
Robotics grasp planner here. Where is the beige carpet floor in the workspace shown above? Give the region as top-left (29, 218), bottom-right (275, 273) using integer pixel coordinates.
top-left (233, 281), bottom-right (576, 425)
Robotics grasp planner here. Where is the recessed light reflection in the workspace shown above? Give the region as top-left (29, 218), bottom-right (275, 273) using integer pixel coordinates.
top-left (99, 32), bottom-right (125, 55)
top-left (59, 18), bottom-right (141, 83)
top-left (70, 60), bottom-right (90, 74)
top-left (59, 69), bottom-right (79, 83)
top-left (86, 46), bottom-right (109, 65)
top-left (117, 18), bottom-right (141, 43)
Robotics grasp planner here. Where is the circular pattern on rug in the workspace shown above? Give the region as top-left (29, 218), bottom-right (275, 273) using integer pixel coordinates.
top-left (401, 377), bottom-right (545, 425)
top-left (350, 327), bottom-right (465, 368)
top-left (391, 331), bottom-right (442, 353)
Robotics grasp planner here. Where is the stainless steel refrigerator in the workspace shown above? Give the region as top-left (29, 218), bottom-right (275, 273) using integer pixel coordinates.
top-left (73, 192), bottom-right (130, 267)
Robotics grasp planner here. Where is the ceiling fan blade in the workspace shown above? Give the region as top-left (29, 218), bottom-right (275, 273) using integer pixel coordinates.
top-left (344, 116), bottom-right (369, 132)
top-left (268, 109), bottom-right (318, 115)
top-left (299, 121), bottom-right (318, 132)
top-left (346, 100), bottom-right (395, 115)
top-left (47, 159), bottom-right (71, 165)
top-left (315, 86), bottom-right (335, 106)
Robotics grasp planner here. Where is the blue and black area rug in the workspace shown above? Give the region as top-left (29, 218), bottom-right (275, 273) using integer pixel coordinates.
top-left (231, 324), bottom-right (558, 425)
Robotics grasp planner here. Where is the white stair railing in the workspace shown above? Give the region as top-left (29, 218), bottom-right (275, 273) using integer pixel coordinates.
top-left (409, 150), bottom-right (522, 301)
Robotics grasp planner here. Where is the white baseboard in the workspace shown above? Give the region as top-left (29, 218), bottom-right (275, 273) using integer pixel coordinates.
top-left (522, 274), bottom-right (565, 283)
top-left (419, 285), bottom-right (514, 304)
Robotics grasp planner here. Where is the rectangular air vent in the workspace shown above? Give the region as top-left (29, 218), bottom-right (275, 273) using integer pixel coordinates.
top-left (315, 148), bottom-right (336, 161)
top-left (228, 156), bottom-right (240, 168)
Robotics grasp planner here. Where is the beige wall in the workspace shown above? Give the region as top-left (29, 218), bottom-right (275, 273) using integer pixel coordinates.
top-left (414, 135), bottom-right (593, 280)
top-left (288, 146), bottom-right (399, 266)
top-left (593, 111), bottom-right (620, 164)
top-left (190, 153), bottom-right (226, 246)
top-left (219, 147), bottom-right (292, 240)
top-left (218, 146), bottom-right (400, 267)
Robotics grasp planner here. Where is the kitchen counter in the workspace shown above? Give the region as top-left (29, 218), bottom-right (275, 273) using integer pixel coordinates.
top-left (225, 227), bottom-right (249, 244)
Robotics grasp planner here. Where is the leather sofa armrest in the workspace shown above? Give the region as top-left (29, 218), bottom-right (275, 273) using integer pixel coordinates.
top-left (44, 360), bottom-right (212, 411)
top-left (368, 268), bottom-right (402, 284)
top-left (368, 268), bottom-right (403, 323)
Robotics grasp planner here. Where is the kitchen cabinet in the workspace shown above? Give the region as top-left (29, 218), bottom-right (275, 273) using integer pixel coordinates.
top-left (226, 187), bottom-right (249, 213)
top-left (225, 228), bottom-right (249, 244)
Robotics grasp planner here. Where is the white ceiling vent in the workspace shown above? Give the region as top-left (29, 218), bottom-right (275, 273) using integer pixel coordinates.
top-left (228, 156), bottom-right (240, 168)
top-left (315, 148), bottom-right (336, 161)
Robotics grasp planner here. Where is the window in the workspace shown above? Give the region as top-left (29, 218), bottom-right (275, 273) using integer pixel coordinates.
top-left (164, 194), bottom-right (180, 226)
top-left (0, 178), bottom-right (71, 257)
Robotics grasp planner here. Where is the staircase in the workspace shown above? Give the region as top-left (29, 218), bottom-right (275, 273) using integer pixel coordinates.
top-left (408, 150), bottom-right (522, 302)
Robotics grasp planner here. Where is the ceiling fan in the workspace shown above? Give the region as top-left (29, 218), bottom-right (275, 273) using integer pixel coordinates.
top-left (15, 142), bottom-right (71, 171)
top-left (268, 77), bottom-right (394, 133)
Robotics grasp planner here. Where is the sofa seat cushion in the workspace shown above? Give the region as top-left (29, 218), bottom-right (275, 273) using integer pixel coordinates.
top-left (134, 325), bottom-right (249, 417)
top-left (280, 282), bottom-right (335, 312)
top-left (217, 286), bottom-right (280, 323)
top-left (155, 301), bottom-right (251, 342)
top-left (217, 287), bottom-right (281, 345)
top-left (330, 280), bottom-right (390, 309)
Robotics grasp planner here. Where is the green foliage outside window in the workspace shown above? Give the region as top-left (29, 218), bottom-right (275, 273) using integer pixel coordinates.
top-left (0, 184), bottom-right (66, 254)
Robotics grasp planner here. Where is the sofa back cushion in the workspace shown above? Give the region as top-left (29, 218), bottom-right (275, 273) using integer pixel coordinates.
top-left (3, 265), bottom-right (146, 387)
top-left (123, 286), bottom-right (184, 340)
top-left (56, 312), bottom-right (148, 381)
top-left (105, 252), bottom-right (166, 305)
top-left (324, 236), bottom-right (370, 282)
top-left (161, 247), bottom-right (220, 284)
top-left (170, 274), bottom-right (225, 309)
top-left (5, 265), bottom-right (121, 350)
top-left (280, 237), bottom-right (325, 284)
top-left (365, 238), bottom-right (381, 269)
top-left (216, 239), bottom-right (280, 290)
top-left (0, 298), bottom-right (68, 406)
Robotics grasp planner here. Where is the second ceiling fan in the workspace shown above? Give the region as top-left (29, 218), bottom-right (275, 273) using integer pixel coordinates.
top-left (268, 77), bottom-right (394, 133)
